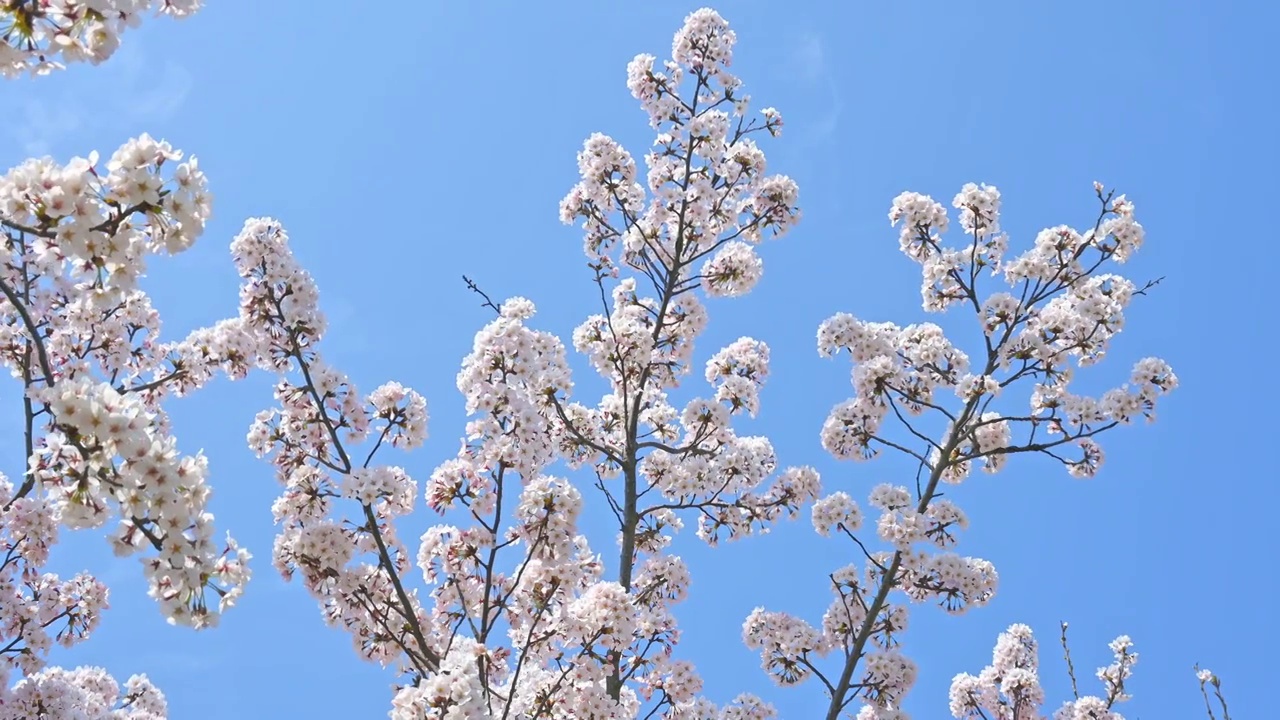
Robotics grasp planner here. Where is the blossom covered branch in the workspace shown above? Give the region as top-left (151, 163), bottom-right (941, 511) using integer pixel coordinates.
top-left (0, 134), bottom-right (251, 713)
top-left (743, 182), bottom-right (1178, 719)
top-left (1, 0), bottom-right (201, 77)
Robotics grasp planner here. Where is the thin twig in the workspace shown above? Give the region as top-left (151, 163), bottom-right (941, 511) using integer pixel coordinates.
top-left (1060, 621), bottom-right (1079, 699)
top-left (462, 275), bottom-right (502, 314)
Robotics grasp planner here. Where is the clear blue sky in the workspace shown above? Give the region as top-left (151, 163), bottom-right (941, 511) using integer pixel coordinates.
top-left (2, 1), bottom-right (1272, 717)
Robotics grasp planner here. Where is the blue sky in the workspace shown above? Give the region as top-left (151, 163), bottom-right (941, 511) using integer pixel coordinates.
top-left (2, 1), bottom-right (1273, 717)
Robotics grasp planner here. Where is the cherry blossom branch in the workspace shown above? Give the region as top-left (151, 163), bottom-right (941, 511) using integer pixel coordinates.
top-left (1059, 621), bottom-right (1081, 700)
top-left (266, 282), bottom-right (440, 674)
top-left (822, 410), bottom-right (973, 720)
top-left (0, 268), bottom-right (54, 382)
top-left (119, 369), bottom-right (187, 396)
top-left (1196, 665), bottom-right (1232, 720)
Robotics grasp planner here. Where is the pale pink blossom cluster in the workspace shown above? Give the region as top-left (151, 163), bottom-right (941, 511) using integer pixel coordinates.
top-left (811, 490), bottom-right (861, 537)
top-left (1, 0), bottom-right (201, 77)
top-left (0, 665), bottom-right (167, 719)
top-left (742, 606), bottom-right (830, 686)
top-left (705, 337), bottom-right (770, 417)
top-left (1, 134), bottom-right (212, 295)
top-left (32, 378), bottom-right (250, 625)
top-left (949, 623), bottom-right (1138, 720)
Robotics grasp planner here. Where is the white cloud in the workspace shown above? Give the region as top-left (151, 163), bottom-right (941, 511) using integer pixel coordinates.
top-left (5, 41), bottom-right (193, 160)
top-left (794, 32), bottom-right (827, 85)
top-left (13, 97), bottom-right (81, 157)
top-left (108, 42), bottom-right (194, 123)
top-left (789, 32), bottom-right (842, 144)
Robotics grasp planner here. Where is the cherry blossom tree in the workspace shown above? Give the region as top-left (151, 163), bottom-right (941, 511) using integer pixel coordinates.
top-left (0, 3), bottom-right (251, 716)
top-left (224, 9), bottom-right (1220, 720)
top-left (0, 4), bottom-right (1235, 719)
top-left (0, 123), bottom-right (252, 719)
top-left (232, 10), bottom-right (813, 717)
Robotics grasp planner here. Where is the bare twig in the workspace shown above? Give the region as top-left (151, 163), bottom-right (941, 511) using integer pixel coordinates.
top-left (462, 275), bottom-right (502, 315)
